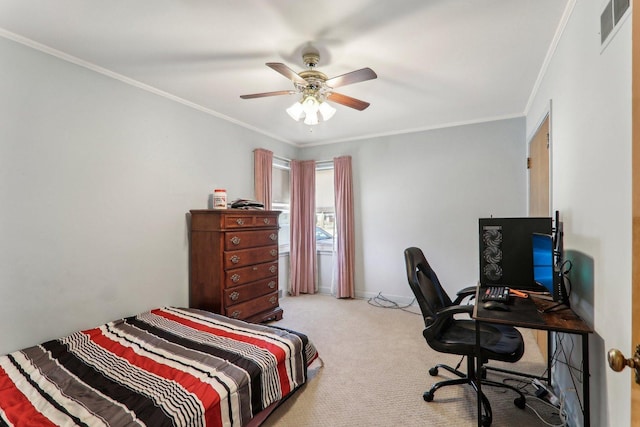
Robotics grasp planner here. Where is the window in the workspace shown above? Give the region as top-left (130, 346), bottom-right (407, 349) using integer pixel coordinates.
top-left (272, 157), bottom-right (335, 253)
top-left (315, 161), bottom-right (335, 252)
top-left (272, 157), bottom-right (290, 253)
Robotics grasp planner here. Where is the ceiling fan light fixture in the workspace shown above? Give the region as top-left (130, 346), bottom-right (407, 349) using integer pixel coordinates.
top-left (302, 95), bottom-right (319, 115)
top-left (304, 112), bottom-right (319, 125)
top-left (318, 101), bottom-right (336, 121)
top-left (286, 101), bottom-right (304, 120)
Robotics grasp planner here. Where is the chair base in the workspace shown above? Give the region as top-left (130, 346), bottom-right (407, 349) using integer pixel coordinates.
top-left (424, 358), bottom-right (526, 426)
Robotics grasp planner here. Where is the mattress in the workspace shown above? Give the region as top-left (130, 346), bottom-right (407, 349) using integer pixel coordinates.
top-left (0, 307), bottom-right (318, 427)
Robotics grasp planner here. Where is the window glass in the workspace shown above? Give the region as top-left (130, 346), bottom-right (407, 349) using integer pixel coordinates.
top-left (272, 159), bottom-right (290, 253)
top-left (272, 158), bottom-right (335, 253)
top-left (315, 165), bottom-right (335, 252)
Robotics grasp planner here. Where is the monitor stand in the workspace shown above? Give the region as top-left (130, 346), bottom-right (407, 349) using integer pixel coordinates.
top-left (542, 300), bottom-right (570, 313)
top-left (542, 273), bottom-right (570, 313)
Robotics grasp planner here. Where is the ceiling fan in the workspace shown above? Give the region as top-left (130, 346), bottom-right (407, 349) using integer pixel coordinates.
top-left (240, 47), bottom-right (377, 125)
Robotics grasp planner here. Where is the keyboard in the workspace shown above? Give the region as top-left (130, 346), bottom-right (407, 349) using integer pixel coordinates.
top-left (481, 286), bottom-right (510, 302)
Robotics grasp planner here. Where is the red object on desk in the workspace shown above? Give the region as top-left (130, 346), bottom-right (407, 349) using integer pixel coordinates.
top-left (509, 289), bottom-right (529, 298)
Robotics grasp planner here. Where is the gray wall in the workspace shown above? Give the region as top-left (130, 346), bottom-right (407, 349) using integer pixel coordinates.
top-left (526, 2), bottom-right (632, 426)
top-left (300, 118), bottom-right (527, 302)
top-left (0, 36), bottom-right (295, 354)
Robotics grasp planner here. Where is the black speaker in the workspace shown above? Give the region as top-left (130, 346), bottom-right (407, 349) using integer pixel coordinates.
top-left (479, 217), bottom-right (552, 289)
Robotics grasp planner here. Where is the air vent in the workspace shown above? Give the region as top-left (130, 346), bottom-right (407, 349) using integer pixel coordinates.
top-left (600, 1), bottom-right (613, 44)
top-left (613, 0), bottom-right (629, 24)
top-left (601, 0), bottom-right (630, 46)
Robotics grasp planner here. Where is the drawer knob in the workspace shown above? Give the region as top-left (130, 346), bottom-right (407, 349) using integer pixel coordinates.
top-left (263, 218), bottom-right (270, 224)
top-left (269, 296), bottom-right (277, 305)
top-left (230, 255), bottom-right (240, 264)
top-left (230, 291), bottom-right (240, 301)
top-left (236, 218), bottom-right (245, 225)
top-left (231, 274), bottom-right (240, 283)
top-left (269, 265), bottom-right (277, 273)
top-left (268, 281), bottom-right (276, 289)
top-left (230, 236), bottom-right (241, 245)
top-left (230, 311), bottom-right (241, 319)
top-left (270, 249), bottom-right (277, 257)
top-left (269, 233), bottom-right (277, 241)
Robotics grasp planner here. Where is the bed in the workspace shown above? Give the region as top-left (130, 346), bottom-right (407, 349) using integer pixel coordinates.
top-left (0, 307), bottom-right (318, 427)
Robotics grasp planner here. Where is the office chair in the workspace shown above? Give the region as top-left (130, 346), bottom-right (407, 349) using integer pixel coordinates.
top-left (404, 247), bottom-right (526, 426)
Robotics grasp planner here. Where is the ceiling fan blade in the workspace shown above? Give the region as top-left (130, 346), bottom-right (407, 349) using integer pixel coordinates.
top-left (327, 92), bottom-right (370, 111)
top-left (325, 67), bottom-right (377, 88)
top-left (266, 62), bottom-right (308, 86)
top-left (240, 90), bottom-right (296, 99)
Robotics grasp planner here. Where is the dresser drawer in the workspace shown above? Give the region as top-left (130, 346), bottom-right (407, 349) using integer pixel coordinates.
top-left (225, 291), bottom-right (279, 320)
top-left (223, 277), bottom-right (278, 306)
top-left (224, 246), bottom-right (278, 269)
top-left (224, 213), bottom-right (278, 229)
top-left (253, 214), bottom-right (278, 227)
top-left (224, 261), bottom-right (278, 287)
top-left (224, 229), bottom-right (278, 250)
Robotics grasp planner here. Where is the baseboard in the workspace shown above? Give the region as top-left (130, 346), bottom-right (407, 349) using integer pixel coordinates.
top-left (282, 287), bottom-right (416, 307)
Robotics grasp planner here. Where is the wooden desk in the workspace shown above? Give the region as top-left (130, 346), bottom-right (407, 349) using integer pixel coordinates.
top-left (473, 287), bottom-right (593, 427)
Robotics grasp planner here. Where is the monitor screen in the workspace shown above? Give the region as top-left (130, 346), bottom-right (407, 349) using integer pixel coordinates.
top-left (532, 233), bottom-right (554, 294)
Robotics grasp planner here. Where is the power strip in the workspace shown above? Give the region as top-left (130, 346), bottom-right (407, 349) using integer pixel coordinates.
top-left (532, 379), bottom-right (560, 406)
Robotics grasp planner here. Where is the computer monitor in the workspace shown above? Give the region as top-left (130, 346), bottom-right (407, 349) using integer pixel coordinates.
top-left (532, 230), bottom-right (569, 307)
top-left (532, 233), bottom-right (555, 295)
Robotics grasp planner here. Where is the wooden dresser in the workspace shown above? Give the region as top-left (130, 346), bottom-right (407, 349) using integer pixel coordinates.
top-left (189, 209), bottom-right (283, 323)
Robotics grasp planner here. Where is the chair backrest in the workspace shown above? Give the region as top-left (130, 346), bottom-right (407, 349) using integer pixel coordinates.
top-left (404, 247), bottom-right (454, 324)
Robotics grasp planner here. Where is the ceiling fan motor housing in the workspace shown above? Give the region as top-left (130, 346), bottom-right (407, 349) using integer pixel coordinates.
top-left (298, 70), bottom-right (328, 91)
top-left (302, 50), bottom-right (320, 68)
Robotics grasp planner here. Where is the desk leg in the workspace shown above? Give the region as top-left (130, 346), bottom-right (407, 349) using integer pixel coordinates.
top-left (547, 331), bottom-right (553, 387)
top-left (476, 320), bottom-right (482, 426)
top-left (582, 333), bottom-right (590, 427)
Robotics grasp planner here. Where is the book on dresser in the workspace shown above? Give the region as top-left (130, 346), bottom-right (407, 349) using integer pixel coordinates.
top-left (189, 209), bottom-right (283, 323)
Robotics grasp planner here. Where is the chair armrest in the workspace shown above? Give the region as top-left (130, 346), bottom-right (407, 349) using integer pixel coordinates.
top-left (426, 304), bottom-right (474, 326)
top-left (452, 285), bottom-right (478, 305)
top-left (437, 304), bottom-right (474, 317)
top-left (424, 304), bottom-right (475, 340)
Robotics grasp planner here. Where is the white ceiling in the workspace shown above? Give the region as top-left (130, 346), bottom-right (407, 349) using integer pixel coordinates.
top-left (0, 0), bottom-right (570, 146)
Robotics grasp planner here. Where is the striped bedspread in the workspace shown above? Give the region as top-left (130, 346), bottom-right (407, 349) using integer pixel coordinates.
top-left (0, 307), bottom-right (318, 427)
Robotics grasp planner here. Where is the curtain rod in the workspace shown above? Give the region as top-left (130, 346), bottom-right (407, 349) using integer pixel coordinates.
top-left (273, 154), bottom-right (333, 164)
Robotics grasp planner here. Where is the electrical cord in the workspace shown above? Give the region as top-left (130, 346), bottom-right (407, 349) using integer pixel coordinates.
top-left (560, 259), bottom-right (573, 274)
top-left (367, 292), bottom-right (420, 314)
top-left (525, 396), bottom-right (567, 427)
top-left (502, 377), bottom-right (567, 426)
top-left (554, 334), bottom-right (584, 413)
top-left (553, 333), bottom-right (583, 382)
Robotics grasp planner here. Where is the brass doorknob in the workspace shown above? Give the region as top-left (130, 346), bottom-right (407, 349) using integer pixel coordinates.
top-left (607, 345), bottom-right (640, 384)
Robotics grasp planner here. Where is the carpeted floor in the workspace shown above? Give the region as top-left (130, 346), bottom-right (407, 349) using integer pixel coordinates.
top-left (262, 294), bottom-right (564, 427)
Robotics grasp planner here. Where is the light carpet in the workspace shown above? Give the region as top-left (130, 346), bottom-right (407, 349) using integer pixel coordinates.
top-left (262, 294), bottom-right (563, 427)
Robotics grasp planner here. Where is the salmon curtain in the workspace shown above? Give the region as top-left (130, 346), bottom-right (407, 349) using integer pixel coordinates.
top-left (333, 156), bottom-right (355, 298)
top-left (253, 148), bottom-right (272, 210)
top-left (289, 160), bottom-right (317, 295)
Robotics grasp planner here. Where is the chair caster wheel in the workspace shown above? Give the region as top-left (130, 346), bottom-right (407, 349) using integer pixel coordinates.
top-left (428, 367), bottom-right (438, 376)
top-left (481, 415), bottom-right (492, 426)
top-left (423, 391), bottom-right (434, 402)
top-left (514, 396), bottom-right (526, 409)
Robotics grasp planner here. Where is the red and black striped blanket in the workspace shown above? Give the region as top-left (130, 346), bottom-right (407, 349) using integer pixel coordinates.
top-left (0, 307), bottom-right (318, 427)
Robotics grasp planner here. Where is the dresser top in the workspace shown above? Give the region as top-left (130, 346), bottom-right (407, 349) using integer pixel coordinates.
top-left (190, 209), bottom-right (280, 215)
